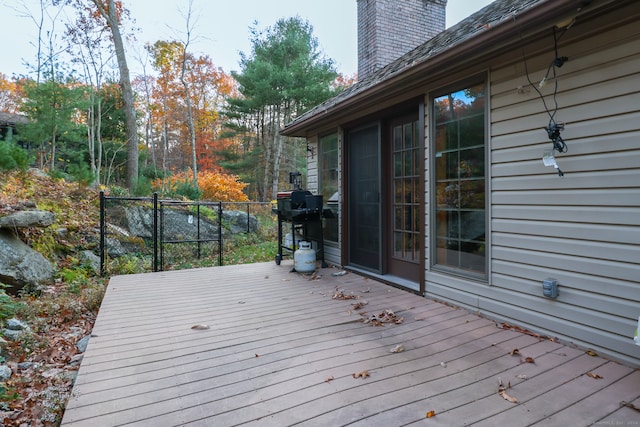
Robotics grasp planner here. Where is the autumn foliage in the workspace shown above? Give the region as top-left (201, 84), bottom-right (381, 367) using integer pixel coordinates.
top-left (154, 170), bottom-right (248, 202)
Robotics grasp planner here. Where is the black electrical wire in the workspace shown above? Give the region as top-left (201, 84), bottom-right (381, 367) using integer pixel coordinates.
top-left (517, 18), bottom-right (569, 154)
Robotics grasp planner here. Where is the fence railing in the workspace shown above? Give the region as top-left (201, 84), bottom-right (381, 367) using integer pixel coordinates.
top-left (99, 191), bottom-right (273, 276)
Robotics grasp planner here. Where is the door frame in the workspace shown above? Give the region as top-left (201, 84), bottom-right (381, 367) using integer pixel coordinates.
top-left (340, 101), bottom-right (425, 293)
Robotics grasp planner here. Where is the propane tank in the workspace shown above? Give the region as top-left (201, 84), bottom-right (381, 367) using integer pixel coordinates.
top-left (294, 241), bottom-right (316, 273)
top-left (285, 232), bottom-right (304, 250)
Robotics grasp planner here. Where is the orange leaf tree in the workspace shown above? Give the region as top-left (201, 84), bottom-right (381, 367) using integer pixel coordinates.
top-left (154, 169), bottom-right (248, 202)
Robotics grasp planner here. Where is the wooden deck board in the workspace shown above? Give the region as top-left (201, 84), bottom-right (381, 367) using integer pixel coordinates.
top-left (61, 262), bottom-right (639, 426)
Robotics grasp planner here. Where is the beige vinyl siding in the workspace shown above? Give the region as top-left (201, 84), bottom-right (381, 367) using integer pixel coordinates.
top-left (426, 3), bottom-right (640, 366)
top-left (306, 136), bottom-right (319, 193)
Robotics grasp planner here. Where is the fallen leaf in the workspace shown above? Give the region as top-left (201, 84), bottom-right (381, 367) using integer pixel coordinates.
top-left (352, 301), bottom-right (368, 310)
top-left (390, 344), bottom-right (405, 353)
top-left (361, 287), bottom-right (371, 293)
top-left (325, 376), bottom-right (334, 383)
top-left (524, 357), bottom-right (535, 364)
top-left (191, 324), bottom-right (210, 330)
top-left (440, 361), bottom-right (447, 368)
top-left (426, 410), bottom-right (436, 418)
top-left (509, 348), bottom-right (520, 356)
top-left (586, 372), bottom-right (603, 379)
top-left (586, 350), bottom-right (598, 357)
top-left (499, 389), bottom-right (518, 403)
top-left (360, 309), bottom-right (404, 326)
top-left (620, 401), bottom-right (640, 412)
top-left (332, 287), bottom-right (359, 300)
top-left (352, 370), bottom-right (370, 379)
top-left (498, 380), bottom-right (518, 403)
top-left (516, 374), bottom-right (529, 380)
top-left (255, 353), bottom-right (259, 358)
top-left (238, 300), bottom-right (246, 304)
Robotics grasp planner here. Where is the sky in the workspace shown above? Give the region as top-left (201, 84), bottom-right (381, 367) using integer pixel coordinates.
top-left (0, 0), bottom-right (493, 79)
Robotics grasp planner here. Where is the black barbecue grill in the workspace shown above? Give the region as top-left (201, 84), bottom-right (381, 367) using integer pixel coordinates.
top-left (273, 182), bottom-right (330, 269)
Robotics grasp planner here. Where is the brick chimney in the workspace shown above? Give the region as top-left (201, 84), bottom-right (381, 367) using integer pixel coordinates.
top-left (357, 0), bottom-right (447, 79)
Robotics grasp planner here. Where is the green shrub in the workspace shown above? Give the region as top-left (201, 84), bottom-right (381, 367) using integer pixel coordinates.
top-left (133, 175), bottom-right (153, 196)
top-left (0, 140), bottom-right (31, 171)
top-left (0, 287), bottom-right (21, 325)
top-left (65, 162), bottom-right (95, 185)
top-left (171, 179), bottom-right (202, 201)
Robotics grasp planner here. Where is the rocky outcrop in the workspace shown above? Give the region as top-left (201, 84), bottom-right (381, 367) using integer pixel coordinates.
top-left (222, 210), bottom-right (258, 234)
top-left (0, 210), bottom-right (55, 228)
top-left (0, 229), bottom-right (55, 291)
top-left (0, 208), bottom-right (56, 292)
top-left (109, 205), bottom-right (258, 242)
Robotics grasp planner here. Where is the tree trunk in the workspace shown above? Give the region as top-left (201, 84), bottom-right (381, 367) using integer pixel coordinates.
top-left (93, 0), bottom-right (138, 192)
top-left (180, 53), bottom-right (198, 189)
top-left (179, 2), bottom-right (198, 189)
top-left (96, 89), bottom-right (103, 185)
top-left (271, 116), bottom-right (284, 200)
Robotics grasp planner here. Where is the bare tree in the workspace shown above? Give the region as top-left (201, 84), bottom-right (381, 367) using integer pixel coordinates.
top-left (179, 0), bottom-right (199, 188)
top-left (66, 4), bottom-right (117, 186)
top-left (133, 47), bottom-right (157, 176)
top-left (90, 0), bottom-right (139, 192)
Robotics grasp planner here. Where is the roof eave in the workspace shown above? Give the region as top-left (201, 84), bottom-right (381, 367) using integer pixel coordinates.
top-left (282, 0), bottom-right (583, 137)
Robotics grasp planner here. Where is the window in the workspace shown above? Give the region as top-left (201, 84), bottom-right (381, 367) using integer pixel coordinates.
top-left (392, 119), bottom-right (420, 262)
top-left (319, 133), bottom-right (339, 244)
top-left (433, 83), bottom-right (486, 275)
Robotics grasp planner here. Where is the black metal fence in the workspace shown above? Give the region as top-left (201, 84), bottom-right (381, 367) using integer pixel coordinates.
top-left (99, 191), bottom-right (273, 276)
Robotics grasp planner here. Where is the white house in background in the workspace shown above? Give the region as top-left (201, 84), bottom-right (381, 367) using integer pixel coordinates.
top-left (281, 0), bottom-right (640, 366)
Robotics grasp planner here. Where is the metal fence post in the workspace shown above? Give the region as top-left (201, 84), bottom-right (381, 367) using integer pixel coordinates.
top-left (218, 201), bottom-right (223, 266)
top-left (99, 190), bottom-right (105, 276)
top-left (197, 203), bottom-right (201, 259)
top-left (153, 192), bottom-right (158, 272)
top-left (160, 201), bottom-right (164, 271)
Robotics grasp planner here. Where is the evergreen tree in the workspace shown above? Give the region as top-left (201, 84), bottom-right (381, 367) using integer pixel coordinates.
top-left (225, 17), bottom-right (339, 201)
top-left (18, 76), bottom-right (87, 173)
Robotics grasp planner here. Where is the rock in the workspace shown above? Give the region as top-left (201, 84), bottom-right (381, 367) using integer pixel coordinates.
top-left (121, 205), bottom-right (154, 239)
top-left (76, 335), bottom-right (91, 353)
top-left (2, 329), bottom-right (23, 341)
top-left (79, 250), bottom-right (100, 273)
top-left (0, 229), bottom-right (55, 292)
top-left (0, 210), bottom-right (55, 228)
top-left (222, 210), bottom-right (258, 234)
top-left (114, 205), bottom-right (221, 241)
top-left (17, 362), bottom-right (39, 371)
top-left (104, 236), bottom-right (145, 258)
top-left (5, 319), bottom-right (29, 331)
top-left (0, 365), bottom-right (12, 381)
top-left (162, 208), bottom-right (220, 241)
top-left (29, 168), bottom-right (48, 178)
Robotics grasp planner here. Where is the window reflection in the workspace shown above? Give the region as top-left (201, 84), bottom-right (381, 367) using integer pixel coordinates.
top-left (434, 83), bottom-right (486, 275)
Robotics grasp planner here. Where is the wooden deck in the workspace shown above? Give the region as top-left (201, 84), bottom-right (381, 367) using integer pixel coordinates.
top-left (61, 262), bottom-right (640, 426)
